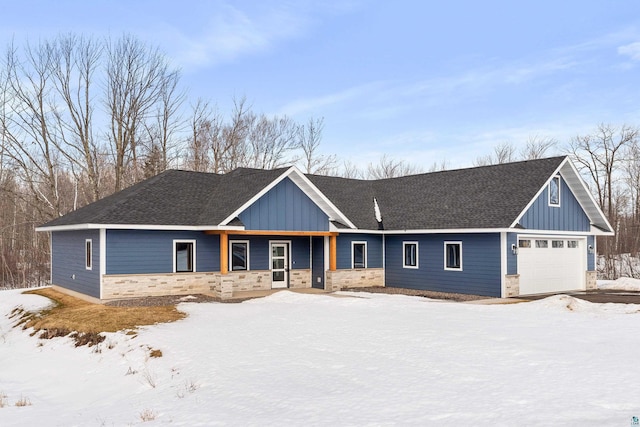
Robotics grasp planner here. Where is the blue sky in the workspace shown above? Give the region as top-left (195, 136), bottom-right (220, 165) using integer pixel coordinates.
top-left (3, 1), bottom-right (640, 168)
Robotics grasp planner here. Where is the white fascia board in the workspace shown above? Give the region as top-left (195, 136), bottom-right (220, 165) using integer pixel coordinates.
top-left (287, 168), bottom-right (356, 229)
top-left (36, 223), bottom-right (246, 232)
top-left (590, 225), bottom-right (615, 236)
top-left (99, 228), bottom-right (106, 299)
top-left (218, 168), bottom-right (293, 226)
top-left (512, 229), bottom-right (598, 236)
top-left (219, 166), bottom-right (356, 229)
top-left (509, 157), bottom-right (614, 233)
top-left (344, 227), bottom-right (601, 235)
top-left (340, 228), bottom-right (510, 234)
top-left (510, 157), bottom-right (567, 228)
top-left (561, 160), bottom-right (614, 233)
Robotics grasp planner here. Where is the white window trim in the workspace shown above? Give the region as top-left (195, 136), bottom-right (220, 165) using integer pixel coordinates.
top-left (85, 239), bottom-right (92, 270)
top-left (444, 241), bottom-right (463, 271)
top-left (173, 239), bottom-right (196, 273)
top-left (403, 241), bottom-right (419, 269)
top-left (549, 175), bottom-right (561, 207)
top-left (351, 241), bottom-right (368, 269)
top-left (229, 240), bottom-right (250, 271)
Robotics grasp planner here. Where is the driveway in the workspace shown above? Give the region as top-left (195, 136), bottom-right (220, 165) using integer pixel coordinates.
top-left (516, 290), bottom-right (640, 304)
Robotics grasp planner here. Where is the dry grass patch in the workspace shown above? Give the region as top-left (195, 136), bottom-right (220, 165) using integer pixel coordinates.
top-left (15, 288), bottom-right (185, 346)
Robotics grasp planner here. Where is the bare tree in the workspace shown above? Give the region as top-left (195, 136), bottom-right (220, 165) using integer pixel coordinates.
top-left (140, 70), bottom-right (185, 177)
top-left (297, 117), bottom-right (336, 174)
top-left (339, 160), bottom-right (364, 179)
top-left (247, 114), bottom-right (298, 170)
top-left (521, 135), bottom-right (557, 160)
top-left (569, 123), bottom-right (637, 219)
top-left (474, 142), bottom-right (517, 166)
top-left (569, 123), bottom-right (638, 279)
top-left (105, 34), bottom-right (179, 191)
top-left (186, 99), bottom-right (214, 172)
top-left (426, 159), bottom-right (449, 172)
top-left (626, 140), bottom-right (640, 222)
top-left (366, 154), bottom-right (422, 179)
top-left (50, 34), bottom-right (103, 202)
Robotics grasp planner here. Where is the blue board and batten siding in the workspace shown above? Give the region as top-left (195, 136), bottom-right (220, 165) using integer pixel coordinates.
top-left (385, 233), bottom-right (502, 297)
top-left (106, 230), bottom-right (220, 274)
top-left (51, 230), bottom-right (101, 298)
top-left (519, 178), bottom-right (590, 231)
top-left (239, 177), bottom-right (329, 231)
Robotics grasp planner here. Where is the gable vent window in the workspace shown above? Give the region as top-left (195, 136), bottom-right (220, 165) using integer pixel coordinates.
top-left (549, 176), bottom-right (561, 207)
top-left (174, 240), bottom-right (195, 273)
top-left (403, 242), bottom-right (419, 269)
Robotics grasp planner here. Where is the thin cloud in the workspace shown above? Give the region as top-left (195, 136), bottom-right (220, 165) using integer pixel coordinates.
top-left (277, 82), bottom-right (385, 116)
top-left (618, 41), bottom-right (640, 61)
top-left (168, 4), bottom-right (309, 69)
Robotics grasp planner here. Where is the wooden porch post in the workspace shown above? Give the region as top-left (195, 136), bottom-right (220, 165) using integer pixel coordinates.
top-left (220, 232), bottom-right (228, 275)
top-left (329, 233), bottom-right (337, 271)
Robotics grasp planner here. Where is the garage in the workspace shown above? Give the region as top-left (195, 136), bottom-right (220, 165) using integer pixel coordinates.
top-left (517, 236), bottom-right (586, 295)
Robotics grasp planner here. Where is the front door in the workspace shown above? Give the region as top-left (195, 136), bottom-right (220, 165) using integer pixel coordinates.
top-left (271, 242), bottom-right (289, 289)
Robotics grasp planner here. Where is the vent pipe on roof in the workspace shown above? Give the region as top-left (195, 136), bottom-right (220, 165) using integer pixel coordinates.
top-left (374, 197), bottom-right (384, 230)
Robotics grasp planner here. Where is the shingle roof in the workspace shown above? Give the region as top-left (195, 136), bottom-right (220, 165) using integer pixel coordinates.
top-left (307, 156), bottom-right (567, 230)
top-left (40, 157), bottom-right (567, 230)
top-left (41, 167), bottom-right (287, 227)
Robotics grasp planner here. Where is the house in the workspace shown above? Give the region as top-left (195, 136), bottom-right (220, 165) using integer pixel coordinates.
top-left (36, 156), bottom-right (613, 301)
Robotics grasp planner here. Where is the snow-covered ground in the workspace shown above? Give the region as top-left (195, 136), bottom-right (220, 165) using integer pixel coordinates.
top-left (1, 289), bottom-right (640, 426)
top-left (598, 277), bottom-right (640, 291)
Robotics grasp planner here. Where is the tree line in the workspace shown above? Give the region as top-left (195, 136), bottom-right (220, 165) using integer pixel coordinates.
top-left (0, 34), bottom-right (637, 287)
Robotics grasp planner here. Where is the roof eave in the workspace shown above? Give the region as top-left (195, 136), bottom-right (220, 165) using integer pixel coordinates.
top-left (35, 224), bottom-right (246, 232)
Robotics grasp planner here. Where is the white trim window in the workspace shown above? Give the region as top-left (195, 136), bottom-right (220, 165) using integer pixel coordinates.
top-left (85, 239), bottom-right (92, 270)
top-left (403, 241), bottom-right (419, 269)
top-left (444, 241), bottom-right (462, 271)
top-left (230, 240), bottom-right (250, 271)
top-left (549, 175), bottom-right (561, 207)
top-left (352, 241), bottom-right (367, 269)
top-left (174, 240), bottom-right (196, 273)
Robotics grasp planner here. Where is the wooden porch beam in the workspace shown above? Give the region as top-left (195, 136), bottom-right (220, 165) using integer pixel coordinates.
top-left (205, 230), bottom-right (338, 237)
top-left (220, 231), bottom-right (228, 275)
top-left (329, 234), bottom-right (337, 271)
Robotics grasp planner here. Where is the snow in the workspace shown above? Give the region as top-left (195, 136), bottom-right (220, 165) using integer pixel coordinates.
top-left (2, 289), bottom-right (640, 426)
top-left (598, 277), bottom-right (640, 291)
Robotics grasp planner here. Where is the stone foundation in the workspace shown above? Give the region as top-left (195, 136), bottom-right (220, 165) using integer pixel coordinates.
top-left (504, 274), bottom-right (520, 297)
top-left (586, 270), bottom-right (597, 290)
top-left (102, 272), bottom-right (219, 300)
top-left (102, 269), bottom-right (314, 300)
top-left (289, 269), bottom-right (311, 288)
top-left (325, 268), bottom-right (385, 292)
top-left (226, 270), bottom-right (272, 292)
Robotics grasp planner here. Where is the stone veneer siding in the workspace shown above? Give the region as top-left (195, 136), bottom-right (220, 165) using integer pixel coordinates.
top-left (226, 271), bottom-right (271, 292)
top-left (289, 269), bottom-right (311, 288)
top-left (102, 269), bottom-right (313, 300)
top-left (102, 272), bottom-right (219, 299)
top-left (325, 268), bottom-right (384, 291)
top-left (586, 270), bottom-right (597, 290)
top-left (504, 274), bottom-right (520, 297)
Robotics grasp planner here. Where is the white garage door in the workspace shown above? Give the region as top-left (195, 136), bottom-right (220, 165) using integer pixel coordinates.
top-left (517, 237), bottom-right (586, 295)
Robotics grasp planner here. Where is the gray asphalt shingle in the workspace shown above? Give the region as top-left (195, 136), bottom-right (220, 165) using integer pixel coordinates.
top-left (41, 157), bottom-right (566, 230)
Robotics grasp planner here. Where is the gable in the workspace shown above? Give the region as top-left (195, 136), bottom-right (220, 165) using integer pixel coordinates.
top-left (518, 176), bottom-right (591, 231)
top-left (238, 177), bottom-right (329, 231)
